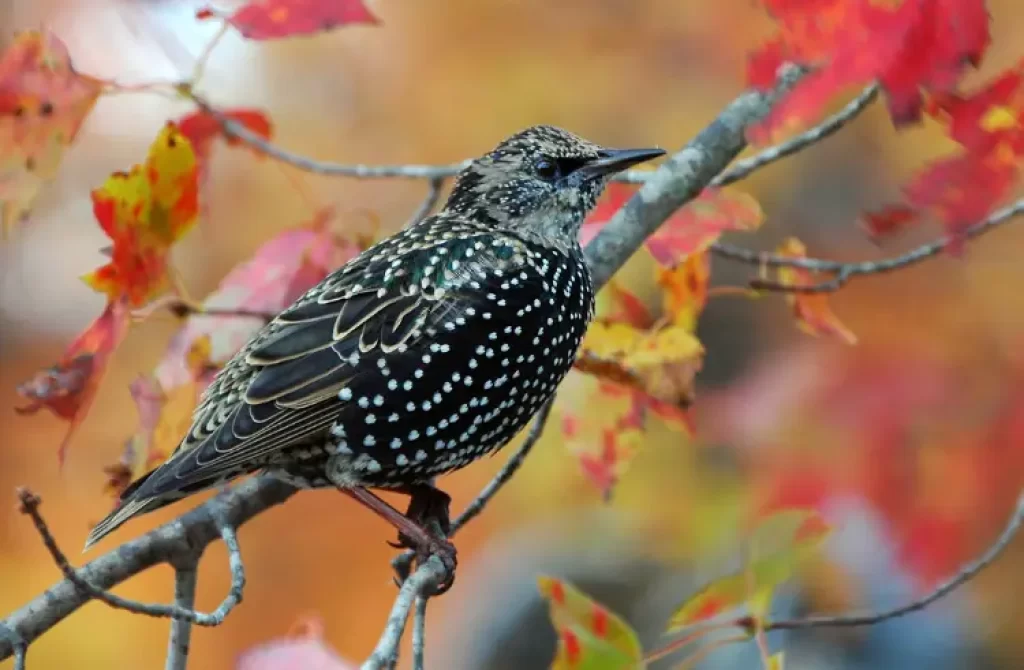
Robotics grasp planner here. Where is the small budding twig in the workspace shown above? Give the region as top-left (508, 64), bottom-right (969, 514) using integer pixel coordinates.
top-left (17, 489), bottom-right (246, 627)
top-left (727, 196), bottom-right (1024, 294)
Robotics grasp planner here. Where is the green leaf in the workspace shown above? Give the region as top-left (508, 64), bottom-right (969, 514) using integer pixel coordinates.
top-left (666, 508), bottom-right (831, 631)
top-left (538, 576), bottom-right (644, 669)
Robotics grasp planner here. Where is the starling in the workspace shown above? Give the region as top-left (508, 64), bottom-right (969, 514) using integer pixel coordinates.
top-left (86, 125), bottom-right (664, 577)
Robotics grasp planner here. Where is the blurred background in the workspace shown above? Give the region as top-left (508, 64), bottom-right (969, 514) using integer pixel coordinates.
top-left (2, 0), bottom-right (1024, 668)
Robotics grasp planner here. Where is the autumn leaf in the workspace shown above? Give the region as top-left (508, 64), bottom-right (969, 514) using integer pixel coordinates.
top-left (657, 251), bottom-right (710, 331)
top-left (859, 205), bottom-right (919, 241)
top-left (774, 238), bottom-right (857, 344)
top-left (645, 188), bottom-right (763, 267)
top-left (593, 279), bottom-right (654, 329)
top-left (875, 63), bottom-right (1024, 246)
top-left (0, 30), bottom-right (103, 233)
top-left (767, 652), bottom-right (786, 670)
top-left (200, 0), bottom-right (379, 41)
top-left (666, 508), bottom-right (831, 631)
top-left (16, 299), bottom-right (131, 464)
top-left (82, 123), bottom-right (199, 307)
top-left (577, 322), bottom-right (705, 411)
top-left (155, 208), bottom-right (364, 389)
top-left (583, 186), bottom-right (762, 268)
top-left (176, 108), bottom-right (273, 176)
top-left (750, 0), bottom-right (990, 138)
top-left (236, 616), bottom-right (356, 670)
top-left (538, 576), bottom-right (644, 670)
top-left (571, 428), bottom-right (645, 501)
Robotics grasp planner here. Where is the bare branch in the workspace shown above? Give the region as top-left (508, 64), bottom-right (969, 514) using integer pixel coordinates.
top-left (712, 83), bottom-right (879, 188)
top-left (165, 562), bottom-right (199, 670)
top-left (722, 197), bottom-right (1024, 293)
top-left (407, 177), bottom-right (446, 228)
top-left (756, 491), bottom-right (1024, 632)
top-left (452, 399), bottom-right (554, 534)
top-left (412, 597), bottom-right (428, 670)
top-left (362, 556), bottom-right (447, 670)
top-left (17, 489), bottom-right (246, 626)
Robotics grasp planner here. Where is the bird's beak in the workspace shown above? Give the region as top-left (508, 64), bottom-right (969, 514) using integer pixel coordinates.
top-left (578, 147), bottom-right (666, 180)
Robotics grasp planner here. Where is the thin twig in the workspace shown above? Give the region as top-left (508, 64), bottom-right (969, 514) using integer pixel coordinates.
top-left (407, 177), bottom-right (446, 228)
top-left (712, 83), bottom-right (880, 188)
top-left (0, 623), bottom-right (26, 670)
top-left (362, 556), bottom-right (447, 670)
top-left (165, 562), bottom-right (199, 670)
top-left (412, 597), bottom-right (428, 670)
top-left (731, 196), bottom-right (1024, 293)
top-left (17, 489), bottom-right (245, 627)
top-left (755, 491), bottom-right (1024, 631)
top-left (451, 399), bottom-right (554, 534)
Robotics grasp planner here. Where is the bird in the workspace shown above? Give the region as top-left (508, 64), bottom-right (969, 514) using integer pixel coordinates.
top-left (85, 125), bottom-right (664, 582)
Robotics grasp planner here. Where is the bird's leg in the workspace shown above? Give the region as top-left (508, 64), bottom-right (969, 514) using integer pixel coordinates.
top-left (340, 486), bottom-right (457, 594)
top-left (399, 483), bottom-right (452, 538)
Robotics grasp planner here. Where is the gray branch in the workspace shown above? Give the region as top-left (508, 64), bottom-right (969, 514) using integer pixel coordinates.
top-left (166, 562), bottom-right (199, 670)
top-left (361, 556), bottom-right (447, 670)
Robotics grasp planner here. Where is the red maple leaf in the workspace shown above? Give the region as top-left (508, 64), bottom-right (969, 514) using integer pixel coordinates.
top-left (750, 0), bottom-right (990, 138)
top-left (0, 30), bottom-right (103, 232)
top-left (875, 63), bottom-right (1024, 247)
top-left (200, 0), bottom-right (379, 41)
top-left (176, 108), bottom-right (273, 174)
top-left (16, 299), bottom-right (131, 464)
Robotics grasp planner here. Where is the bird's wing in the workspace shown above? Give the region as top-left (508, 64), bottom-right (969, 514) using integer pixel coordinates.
top-left (119, 225), bottom-right (528, 503)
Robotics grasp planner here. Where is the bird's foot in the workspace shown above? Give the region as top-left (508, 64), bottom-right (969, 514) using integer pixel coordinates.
top-left (390, 484), bottom-right (456, 594)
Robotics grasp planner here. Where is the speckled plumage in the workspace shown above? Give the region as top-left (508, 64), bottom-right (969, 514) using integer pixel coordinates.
top-left (86, 126), bottom-right (663, 549)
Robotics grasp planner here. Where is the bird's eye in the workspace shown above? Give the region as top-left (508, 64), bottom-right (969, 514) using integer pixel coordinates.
top-left (534, 158), bottom-right (560, 181)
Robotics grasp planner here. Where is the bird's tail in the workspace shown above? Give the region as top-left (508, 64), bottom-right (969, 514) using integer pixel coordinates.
top-left (84, 469), bottom-right (182, 551)
top-left (84, 496), bottom-right (168, 551)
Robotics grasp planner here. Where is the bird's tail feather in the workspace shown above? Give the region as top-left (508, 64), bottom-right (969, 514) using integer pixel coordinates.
top-left (84, 496), bottom-right (169, 551)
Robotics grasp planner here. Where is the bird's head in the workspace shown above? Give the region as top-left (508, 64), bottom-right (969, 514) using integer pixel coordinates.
top-left (444, 125), bottom-right (664, 247)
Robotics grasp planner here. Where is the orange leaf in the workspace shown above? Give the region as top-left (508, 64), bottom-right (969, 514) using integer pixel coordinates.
top-left (16, 299), bottom-right (131, 464)
top-left (202, 0), bottom-right (379, 41)
top-left (578, 322), bottom-right (705, 410)
top-left (0, 30), bottom-right (103, 233)
top-left (82, 122), bottom-right (199, 306)
top-left (594, 278), bottom-right (653, 329)
top-left (859, 205), bottom-right (919, 241)
top-left (775, 238), bottom-right (856, 344)
top-left (155, 209), bottom-right (364, 389)
top-left (657, 251), bottom-right (710, 330)
top-left (666, 508), bottom-right (831, 631)
top-left (537, 576), bottom-right (643, 669)
top-left (645, 188), bottom-right (763, 267)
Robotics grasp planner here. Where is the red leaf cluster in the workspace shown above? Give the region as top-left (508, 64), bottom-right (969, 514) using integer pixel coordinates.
top-left (750, 0), bottom-right (990, 137)
top-left (867, 62), bottom-right (1024, 246)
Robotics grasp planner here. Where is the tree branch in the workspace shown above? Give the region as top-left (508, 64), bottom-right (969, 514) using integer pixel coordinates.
top-left (721, 196), bottom-right (1024, 293)
top-left (411, 596), bottom-right (428, 670)
top-left (756, 491), bottom-right (1024, 632)
top-left (712, 83), bottom-right (879, 189)
top-left (361, 556), bottom-right (447, 670)
top-left (165, 561), bottom-right (199, 670)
